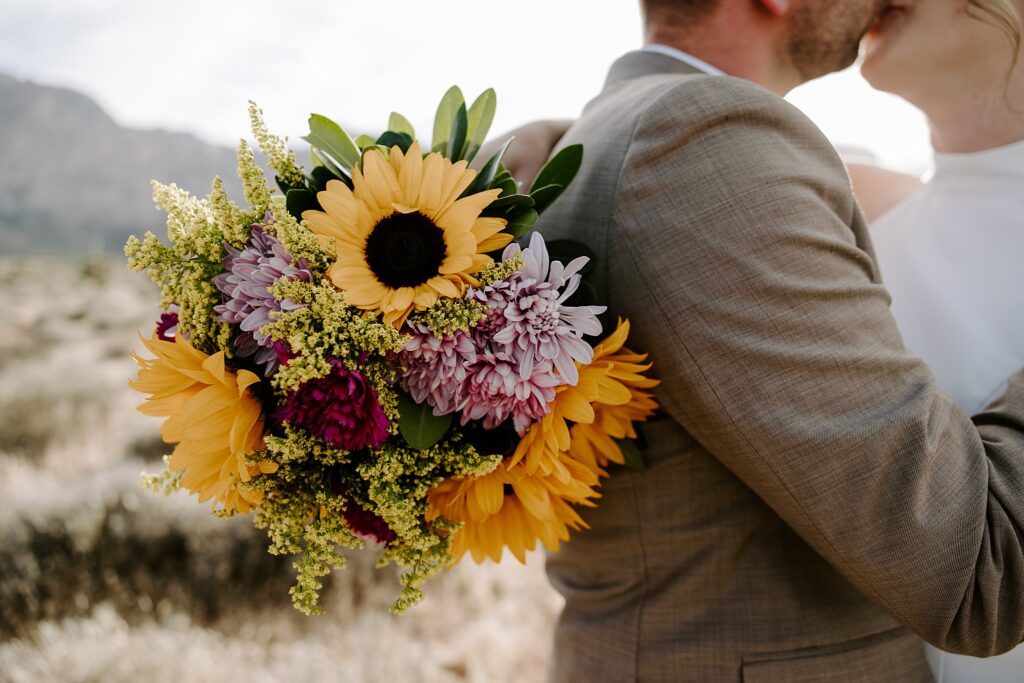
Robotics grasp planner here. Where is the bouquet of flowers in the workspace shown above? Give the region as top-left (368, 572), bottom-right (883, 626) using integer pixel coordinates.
top-left (126, 87), bottom-right (659, 614)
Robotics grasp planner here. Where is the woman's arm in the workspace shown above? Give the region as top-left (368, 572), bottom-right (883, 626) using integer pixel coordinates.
top-left (475, 119), bottom-right (573, 188)
top-left (846, 162), bottom-right (924, 223)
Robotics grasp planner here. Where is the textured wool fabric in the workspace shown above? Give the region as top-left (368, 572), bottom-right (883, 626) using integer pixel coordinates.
top-left (537, 51), bottom-right (1024, 682)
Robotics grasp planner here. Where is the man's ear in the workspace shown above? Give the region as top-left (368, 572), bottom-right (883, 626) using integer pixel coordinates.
top-left (757, 0), bottom-right (791, 16)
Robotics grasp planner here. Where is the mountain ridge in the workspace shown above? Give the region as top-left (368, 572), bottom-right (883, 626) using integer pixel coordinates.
top-left (0, 75), bottom-right (249, 254)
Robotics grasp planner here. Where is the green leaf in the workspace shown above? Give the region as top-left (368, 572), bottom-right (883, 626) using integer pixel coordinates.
top-left (397, 392), bottom-right (453, 451)
top-left (310, 164), bottom-right (347, 193)
top-left (376, 131), bottom-right (414, 153)
top-left (310, 147), bottom-right (347, 180)
top-left (355, 134), bottom-right (377, 150)
top-left (303, 114), bottom-right (361, 173)
top-left (530, 144), bottom-right (583, 195)
top-left (285, 188), bottom-right (319, 221)
top-left (529, 183), bottom-right (567, 215)
top-left (388, 111), bottom-right (416, 139)
top-left (463, 137), bottom-right (514, 197)
top-left (431, 86), bottom-right (465, 154)
top-left (461, 88), bottom-right (497, 163)
top-left (446, 102), bottom-right (468, 161)
top-left (506, 208), bottom-right (539, 239)
top-left (566, 279), bottom-right (599, 308)
top-left (483, 193), bottom-right (534, 215)
top-left (544, 239), bottom-right (596, 276)
top-left (616, 438), bottom-right (646, 472)
top-left (360, 145), bottom-right (390, 160)
top-left (497, 176), bottom-right (519, 197)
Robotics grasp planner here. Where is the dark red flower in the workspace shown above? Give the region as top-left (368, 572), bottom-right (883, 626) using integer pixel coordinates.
top-left (273, 359), bottom-right (389, 451)
top-left (343, 500), bottom-right (397, 545)
top-left (156, 311), bottom-right (179, 342)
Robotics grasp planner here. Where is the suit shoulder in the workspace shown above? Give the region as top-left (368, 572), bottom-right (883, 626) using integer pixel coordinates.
top-left (636, 75), bottom-right (836, 154)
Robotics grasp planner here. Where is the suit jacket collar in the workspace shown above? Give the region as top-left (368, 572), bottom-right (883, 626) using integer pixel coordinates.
top-left (604, 50), bottom-right (707, 90)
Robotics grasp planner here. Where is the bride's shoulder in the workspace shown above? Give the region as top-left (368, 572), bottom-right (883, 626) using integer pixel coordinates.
top-left (845, 162), bottom-right (924, 223)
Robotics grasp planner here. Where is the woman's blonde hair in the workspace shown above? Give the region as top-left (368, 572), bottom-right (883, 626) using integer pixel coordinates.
top-left (968, 0), bottom-right (1022, 62)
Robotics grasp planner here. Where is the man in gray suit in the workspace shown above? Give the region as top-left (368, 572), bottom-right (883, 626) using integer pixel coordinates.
top-left (528, 0), bottom-right (1024, 681)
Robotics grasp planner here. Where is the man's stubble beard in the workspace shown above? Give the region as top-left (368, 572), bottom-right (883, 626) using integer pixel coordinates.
top-left (787, 0), bottom-right (890, 82)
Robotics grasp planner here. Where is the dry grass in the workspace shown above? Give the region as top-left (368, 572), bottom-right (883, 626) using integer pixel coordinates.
top-left (0, 257), bottom-right (562, 683)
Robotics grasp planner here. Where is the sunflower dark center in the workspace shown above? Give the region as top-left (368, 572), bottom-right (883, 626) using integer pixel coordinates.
top-left (364, 211), bottom-right (447, 289)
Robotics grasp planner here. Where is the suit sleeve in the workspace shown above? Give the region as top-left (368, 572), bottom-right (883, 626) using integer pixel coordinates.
top-left (610, 77), bottom-right (1024, 656)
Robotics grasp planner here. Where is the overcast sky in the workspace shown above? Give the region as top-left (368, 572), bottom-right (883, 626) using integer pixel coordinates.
top-left (0, 0), bottom-right (932, 174)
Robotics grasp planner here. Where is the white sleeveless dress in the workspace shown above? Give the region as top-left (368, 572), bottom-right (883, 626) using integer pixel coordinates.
top-left (870, 138), bottom-right (1024, 682)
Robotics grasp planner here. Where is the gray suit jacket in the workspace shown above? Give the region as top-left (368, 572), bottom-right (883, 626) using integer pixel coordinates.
top-left (538, 51), bottom-right (1024, 682)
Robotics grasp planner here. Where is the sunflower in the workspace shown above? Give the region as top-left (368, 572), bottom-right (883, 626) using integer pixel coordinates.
top-left (565, 320), bottom-right (660, 474)
top-left (130, 333), bottom-right (277, 513)
top-left (303, 141), bottom-right (514, 327)
top-left (509, 319), bottom-right (659, 479)
top-left (426, 457), bottom-right (600, 564)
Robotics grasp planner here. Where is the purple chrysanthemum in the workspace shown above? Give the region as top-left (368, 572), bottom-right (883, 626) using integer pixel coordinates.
top-left (483, 233), bottom-right (605, 386)
top-left (214, 218), bottom-right (311, 374)
top-left (273, 359), bottom-right (389, 451)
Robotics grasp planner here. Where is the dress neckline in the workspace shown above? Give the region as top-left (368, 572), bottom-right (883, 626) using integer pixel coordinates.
top-left (930, 137), bottom-right (1024, 191)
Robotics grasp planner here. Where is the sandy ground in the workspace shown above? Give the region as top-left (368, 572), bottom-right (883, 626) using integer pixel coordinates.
top-left (0, 257), bottom-right (562, 683)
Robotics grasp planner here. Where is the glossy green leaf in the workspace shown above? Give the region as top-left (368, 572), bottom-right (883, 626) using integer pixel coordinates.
top-left (431, 86), bottom-right (465, 154)
top-left (544, 239), bottom-right (596, 276)
top-left (446, 102), bottom-right (468, 161)
top-left (285, 188), bottom-right (319, 221)
top-left (616, 438), bottom-right (646, 472)
top-left (303, 114), bottom-right (361, 172)
top-left (529, 183), bottom-right (567, 215)
top-left (497, 176), bottom-right (519, 197)
top-left (462, 88), bottom-right (497, 163)
top-left (397, 392), bottom-right (453, 451)
top-left (530, 144), bottom-right (583, 194)
top-left (484, 193), bottom-right (534, 214)
top-left (506, 208), bottom-right (539, 239)
top-left (310, 164), bottom-right (347, 192)
top-left (376, 131), bottom-right (414, 153)
top-left (389, 111), bottom-right (416, 139)
top-left (463, 137), bottom-right (514, 197)
top-left (310, 147), bottom-right (346, 180)
top-left (355, 134), bottom-right (377, 150)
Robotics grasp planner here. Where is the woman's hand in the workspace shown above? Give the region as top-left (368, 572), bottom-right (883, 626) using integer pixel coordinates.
top-left (475, 119), bottom-right (573, 189)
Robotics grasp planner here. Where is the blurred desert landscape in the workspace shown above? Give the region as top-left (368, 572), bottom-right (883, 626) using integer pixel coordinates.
top-left (0, 72), bottom-right (563, 683)
top-left (0, 256), bottom-right (562, 683)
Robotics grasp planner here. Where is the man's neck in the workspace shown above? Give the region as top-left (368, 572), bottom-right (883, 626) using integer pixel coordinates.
top-left (644, 26), bottom-right (800, 95)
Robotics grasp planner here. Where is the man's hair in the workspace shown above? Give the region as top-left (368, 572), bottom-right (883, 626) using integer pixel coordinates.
top-left (640, 0), bottom-right (718, 21)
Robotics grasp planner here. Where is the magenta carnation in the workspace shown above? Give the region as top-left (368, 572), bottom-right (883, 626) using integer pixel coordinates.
top-left (155, 309), bottom-right (179, 342)
top-left (343, 501), bottom-right (397, 545)
top-left (273, 359), bottom-right (389, 451)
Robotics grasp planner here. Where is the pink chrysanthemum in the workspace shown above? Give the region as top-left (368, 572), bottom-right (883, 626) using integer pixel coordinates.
top-left (398, 323), bottom-right (476, 416)
top-left (399, 233), bottom-right (605, 435)
top-left (458, 346), bottom-right (562, 434)
top-left (486, 233), bottom-right (605, 386)
top-left (273, 359), bottom-right (389, 451)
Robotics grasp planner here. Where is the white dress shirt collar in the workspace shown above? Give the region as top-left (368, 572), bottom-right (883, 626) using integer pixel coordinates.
top-left (641, 44), bottom-right (726, 76)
